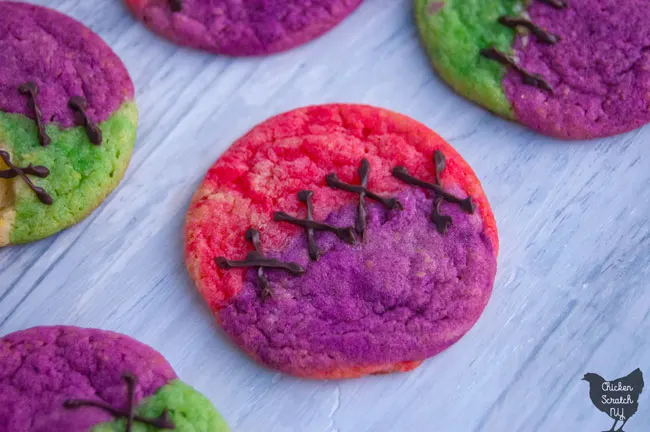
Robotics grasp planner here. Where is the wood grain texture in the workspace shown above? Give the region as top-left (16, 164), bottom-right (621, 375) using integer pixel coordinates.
top-left (1, 1), bottom-right (649, 431)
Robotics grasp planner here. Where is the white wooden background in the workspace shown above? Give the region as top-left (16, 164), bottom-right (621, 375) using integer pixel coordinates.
top-left (1, 1), bottom-right (649, 431)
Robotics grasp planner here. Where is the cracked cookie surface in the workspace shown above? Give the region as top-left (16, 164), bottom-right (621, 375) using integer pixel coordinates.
top-left (416, 0), bottom-right (650, 139)
top-left (185, 104), bottom-right (498, 379)
top-left (0, 326), bottom-right (230, 432)
top-left (0, 2), bottom-right (137, 246)
top-left (125, 0), bottom-right (363, 56)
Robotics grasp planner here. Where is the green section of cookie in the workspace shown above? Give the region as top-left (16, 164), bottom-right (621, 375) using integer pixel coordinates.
top-left (414, 0), bottom-right (523, 118)
top-left (0, 102), bottom-right (137, 245)
top-left (92, 380), bottom-right (230, 432)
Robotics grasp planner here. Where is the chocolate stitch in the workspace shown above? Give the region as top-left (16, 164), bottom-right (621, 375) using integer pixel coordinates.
top-left (216, 228), bottom-right (305, 299)
top-left (431, 150), bottom-right (453, 234)
top-left (480, 46), bottom-right (553, 92)
top-left (274, 190), bottom-right (356, 260)
top-left (18, 82), bottom-right (51, 147)
top-left (0, 150), bottom-right (52, 205)
top-left (68, 96), bottom-right (102, 145)
top-left (326, 159), bottom-right (402, 241)
top-left (299, 190), bottom-right (320, 260)
top-left (498, 16), bottom-right (560, 45)
top-left (63, 372), bottom-right (176, 431)
top-left (392, 151), bottom-right (475, 233)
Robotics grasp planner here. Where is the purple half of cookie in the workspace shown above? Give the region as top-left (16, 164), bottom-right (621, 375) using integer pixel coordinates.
top-left (219, 188), bottom-right (496, 377)
top-left (125, 0), bottom-right (363, 56)
top-left (0, 2), bottom-right (134, 127)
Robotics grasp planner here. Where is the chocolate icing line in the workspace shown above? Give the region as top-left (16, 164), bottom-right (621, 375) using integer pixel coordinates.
top-left (431, 198), bottom-right (453, 234)
top-left (299, 190), bottom-right (320, 260)
top-left (275, 190), bottom-right (357, 260)
top-left (247, 228), bottom-right (272, 299)
top-left (480, 46), bottom-right (553, 92)
top-left (0, 163), bottom-right (49, 179)
top-left (431, 150), bottom-right (453, 234)
top-left (391, 166), bottom-right (475, 213)
top-left (68, 96), bottom-right (103, 145)
top-left (18, 82), bottom-right (51, 147)
top-left (169, 0), bottom-right (182, 12)
top-left (216, 253), bottom-right (305, 274)
top-left (535, 0), bottom-right (568, 9)
top-left (498, 16), bottom-right (560, 45)
top-left (433, 150), bottom-right (444, 185)
top-left (0, 150), bottom-right (53, 205)
top-left (357, 159), bottom-right (369, 241)
top-left (392, 151), bottom-right (475, 233)
top-left (247, 227), bottom-right (263, 252)
top-left (216, 228), bottom-right (305, 299)
top-left (63, 373), bottom-right (176, 431)
top-left (326, 159), bottom-right (403, 241)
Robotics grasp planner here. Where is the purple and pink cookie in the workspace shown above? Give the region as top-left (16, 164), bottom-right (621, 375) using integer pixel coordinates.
top-left (0, 2), bottom-right (138, 246)
top-left (0, 326), bottom-right (229, 431)
top-left (415, 0), bottom-right (650, 139)
top-left (124, 0), bottom-right (363, 56)
top-left (185, 104), bottom-right (499, 379)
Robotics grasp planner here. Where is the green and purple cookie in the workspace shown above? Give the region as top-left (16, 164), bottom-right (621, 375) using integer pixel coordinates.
top-left (185, 104), bottom-right (498, 379)
top-left (0, 326), bottom-right (229, 432)
top-left (0, 2), bottom-right (137, 246)
top-left (415, 0), bottom-right (650, 139)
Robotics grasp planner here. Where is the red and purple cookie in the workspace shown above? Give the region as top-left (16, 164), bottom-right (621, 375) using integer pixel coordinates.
top-left (124, 0), bottom-right (363, 56)
top-left (0, 326), bottom-right (230, 432)
top-left (0, 2), bottom-right (138, 246)
top-left (185, 104), bottom-right (499, 379)
top-left (416, 0), bottom-right (650, 139)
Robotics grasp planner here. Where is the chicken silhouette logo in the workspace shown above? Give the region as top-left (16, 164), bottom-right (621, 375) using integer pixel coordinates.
top-left (582, 368), bottom-right (644, 432)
